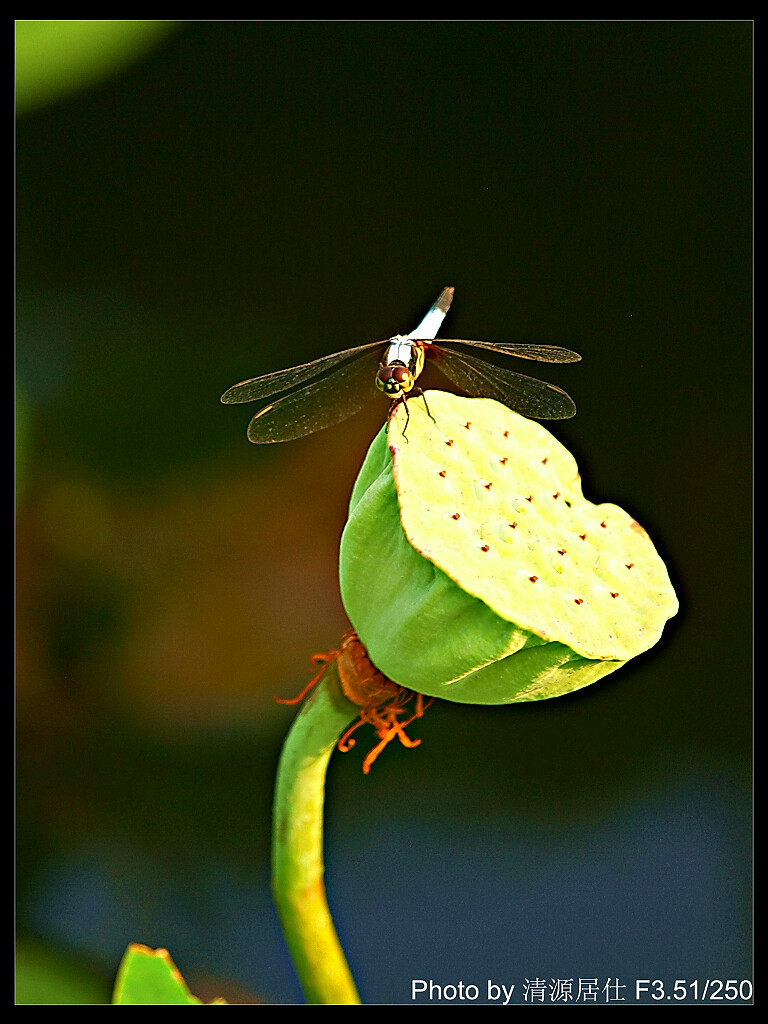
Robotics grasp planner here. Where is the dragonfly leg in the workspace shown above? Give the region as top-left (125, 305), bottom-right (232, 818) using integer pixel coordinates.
top-left (390, 388), bottom-right (437, 442)
top-left (390, 395), bottom-right (410, 442)
top-left (416, 388), bottom-right (436, 425)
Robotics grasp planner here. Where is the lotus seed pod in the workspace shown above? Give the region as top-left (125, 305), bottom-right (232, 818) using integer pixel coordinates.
top-left (339, 391), bottom-right (678, 705)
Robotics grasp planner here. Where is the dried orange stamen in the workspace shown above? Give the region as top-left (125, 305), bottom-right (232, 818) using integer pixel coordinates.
top-left (274, 649), bottom-right (339, 705)
top-left (358, 691), bottom-right (434, 774)
top-left (276, 631), bottom-right (432, 772)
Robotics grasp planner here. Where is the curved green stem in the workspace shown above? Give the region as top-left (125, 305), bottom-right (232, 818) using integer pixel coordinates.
top-left (271, 663), bottom-right (362, 1004)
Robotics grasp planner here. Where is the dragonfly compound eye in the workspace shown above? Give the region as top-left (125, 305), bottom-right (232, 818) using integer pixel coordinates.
top-left (376, 363), bottom-right (414, 397)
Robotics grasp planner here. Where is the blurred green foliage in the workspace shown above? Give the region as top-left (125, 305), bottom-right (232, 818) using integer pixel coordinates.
top-left (15, 940), bottom-right (111, 1004)
top-left (15, 20), bottom-right (177, 115)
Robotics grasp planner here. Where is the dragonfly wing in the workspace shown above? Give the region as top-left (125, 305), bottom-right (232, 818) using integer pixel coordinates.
top-left (431, 345), bottom-right (577, 420)
top-left (436, 339), bottom-right (581, 363)
top-left (221, 339), bottom-right (385, 404)
top-left (406, 286), bottom-right (454, 341)
top-left (246, 348), bottom-right (382, 443)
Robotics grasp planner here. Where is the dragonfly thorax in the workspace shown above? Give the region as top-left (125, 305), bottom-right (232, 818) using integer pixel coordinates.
top-left (375, 336), bottom-right (426, 398)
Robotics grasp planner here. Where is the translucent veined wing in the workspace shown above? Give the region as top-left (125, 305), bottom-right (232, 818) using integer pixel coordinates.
top-left (220, 338), bottom-right (386, 405)
top-left (431, 343), bottom-right (577, 420)
top-left (245, 346), bottom-right (384, 443)
top-left (424, 338), bottom-right (581, 363)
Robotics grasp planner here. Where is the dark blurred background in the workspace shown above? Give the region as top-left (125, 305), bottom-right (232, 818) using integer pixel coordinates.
top-left (15, 21), bottom-right (752, 1004)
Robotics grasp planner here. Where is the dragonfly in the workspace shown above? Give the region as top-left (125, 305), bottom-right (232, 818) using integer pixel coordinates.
top-left (220, 287), bottom-right (580, 443)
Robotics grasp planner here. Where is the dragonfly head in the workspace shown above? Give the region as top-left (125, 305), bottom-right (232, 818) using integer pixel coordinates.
top-left (376, 361), bottom-right (415, 399)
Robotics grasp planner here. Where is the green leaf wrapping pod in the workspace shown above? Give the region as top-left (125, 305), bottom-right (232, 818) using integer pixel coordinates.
top-left (339, 391), bottom-right (678, 705)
